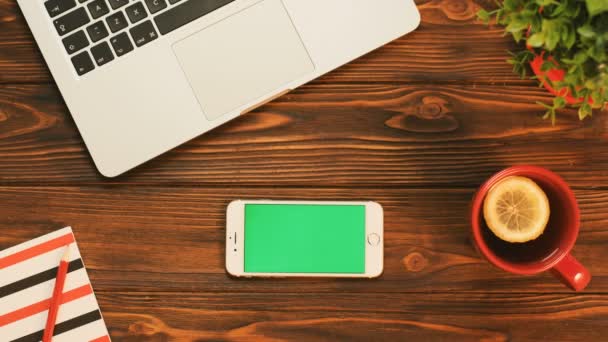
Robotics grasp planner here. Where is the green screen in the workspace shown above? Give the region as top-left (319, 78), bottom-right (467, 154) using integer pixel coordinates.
top-left (244, 204), bottom-right (366, 273)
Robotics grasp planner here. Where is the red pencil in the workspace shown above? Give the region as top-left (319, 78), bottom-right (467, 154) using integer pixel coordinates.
top-left (43, 246), bottom-right (71, 342)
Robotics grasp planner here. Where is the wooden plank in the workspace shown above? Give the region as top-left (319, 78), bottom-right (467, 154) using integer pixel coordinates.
top-left (0, 84), bottom-right (606, 187)
top-left (0, 186), bottom-right (605, 293)
top-left (95, 292), bottom-right (608, 341)
top-left (0, 0), bottom-right (49, 84)
top-left (0, 0), bottom-right (530, 85)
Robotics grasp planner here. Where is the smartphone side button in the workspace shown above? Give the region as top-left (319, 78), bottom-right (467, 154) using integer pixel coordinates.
top-left (367, 233), bottom-right (381, 246)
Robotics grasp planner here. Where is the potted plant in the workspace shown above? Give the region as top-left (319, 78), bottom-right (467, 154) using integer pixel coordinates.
top-left (478, 0), bottom-right (608, 123)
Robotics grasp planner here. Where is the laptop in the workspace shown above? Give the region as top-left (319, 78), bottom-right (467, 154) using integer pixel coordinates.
top-left (18, 0), bottom-right (420, 177)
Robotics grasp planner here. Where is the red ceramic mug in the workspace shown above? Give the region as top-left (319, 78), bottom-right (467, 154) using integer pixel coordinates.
top-left (471, 165), bottom-right (591, 291)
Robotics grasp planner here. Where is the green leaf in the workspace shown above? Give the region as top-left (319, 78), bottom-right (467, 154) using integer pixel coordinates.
top-left (527, 33), bottom-right (545, 47)
top-left (562, 0), bottom-right (579, 18)
top-left (512, 30), bottom-right (524, 42)
top-left (587, 44), bottom-right (605, 61)
top-left (545, 30), bottom-right (560, 50)
top-left (551, 0), bottom-right (567, 17)
top-left (586, 0), bottom-right (608, 16)
top-left (541, 19), bottom-right (562, 50)
top-left (536, 101), bottom-right (553, 110)
top-left (554, 96), bottom-right (567, 109)
top-left (564, 24), bottom-right (576, 48)
top-left (585, 79), bottom-right (598, 90)
top-left (495, 9), bottom-right (504, 23)
top-left (536, 0), bottom-right (558, 6)
top-left (591, 91), bottom-right (603, 108)
top-left (503, 0), bottom-right (522, 11)
top-left (573, 50), bottom-right (589, 64)
top-left (541, 61), bottom-right (556, 71)
top-left (542, 108), bottom-right (557, 125)
top-left (506, 19), bottom-right (529, 33)
top-left (577, 25), bottom-right (596, 38)
top-left (477, 9), bottom-right (490, 23)
top-left (579, 102), bottom-right (593, 120)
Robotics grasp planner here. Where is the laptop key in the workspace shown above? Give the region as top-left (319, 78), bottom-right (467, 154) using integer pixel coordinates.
top-left (45, 0), bottom-right (77, 18)
top-left (125, 2), bottom-right (148, 24)
top-left (71, 51), bottom-right (95, 75)
top-left (154, 0), bottom-right (235, 35)
top-left (144, 0), bottom-right (167, 14)
top-left (62, 30), bottom-right (89, 54)
top-left (86, 21), bottom-right (109, 42)
top-left (87, 0), bottom-right (110, 19)
top-left (108, 0), bottom-right (129, 9)
top-left (110, 32), bottom-right (134, 57)
top-left (106, 11), bottom-right (128, 32)
top-left (91, 41), bottom-right (115, 66)
top-left (54, 7), bottom-right (91, 36)
top-left (130, 20), bottom-right (158, 47)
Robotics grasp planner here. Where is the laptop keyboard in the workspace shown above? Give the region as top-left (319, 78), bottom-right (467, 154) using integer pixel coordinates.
top-left (45, 0), bottom-right (235, 76)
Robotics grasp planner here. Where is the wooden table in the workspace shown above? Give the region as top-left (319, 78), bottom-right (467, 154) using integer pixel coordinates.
top-left (2, 0), bottom-right (607, 340)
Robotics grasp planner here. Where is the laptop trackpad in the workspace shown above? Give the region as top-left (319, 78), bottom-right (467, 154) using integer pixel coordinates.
top-left (173, 0), bottom-right (315, 121)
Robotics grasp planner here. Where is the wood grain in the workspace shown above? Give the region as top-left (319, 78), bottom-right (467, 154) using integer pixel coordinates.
top-left (96, 292), bottom-right (608, 341)
top-left (0, 186), bottom-right (605, 293)
top-left (1, 84), bottom-right (606, 186)
top-left (3, 0), bottom-right (608, 340)
top-left (0, 0), bottom-right (531, 85)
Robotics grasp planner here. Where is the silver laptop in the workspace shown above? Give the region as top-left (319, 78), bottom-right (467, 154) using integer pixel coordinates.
top-left (18, 0), bottom-right (420, 177)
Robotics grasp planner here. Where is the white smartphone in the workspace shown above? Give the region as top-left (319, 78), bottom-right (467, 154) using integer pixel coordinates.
top-left (226, 200), bottom-right (383, 278)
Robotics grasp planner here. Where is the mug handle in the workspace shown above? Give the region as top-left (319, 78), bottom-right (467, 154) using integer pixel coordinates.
top-left (550, 254), bottom-right (591, 291)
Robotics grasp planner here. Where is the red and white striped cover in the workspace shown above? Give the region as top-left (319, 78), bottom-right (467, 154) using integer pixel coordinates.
top-left (0, 227), bottom-right (110, 342)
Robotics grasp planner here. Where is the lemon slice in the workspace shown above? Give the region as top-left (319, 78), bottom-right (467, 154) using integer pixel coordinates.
top-left (483, 176), bottom-right (550, 243)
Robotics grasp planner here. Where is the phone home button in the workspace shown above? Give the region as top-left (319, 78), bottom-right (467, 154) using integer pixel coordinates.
top-left (367, 233), bottom-right (381, 246)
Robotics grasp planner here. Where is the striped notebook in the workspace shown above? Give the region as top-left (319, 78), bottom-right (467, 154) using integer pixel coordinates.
top-left (0, 227), bottom-right (110, 342)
